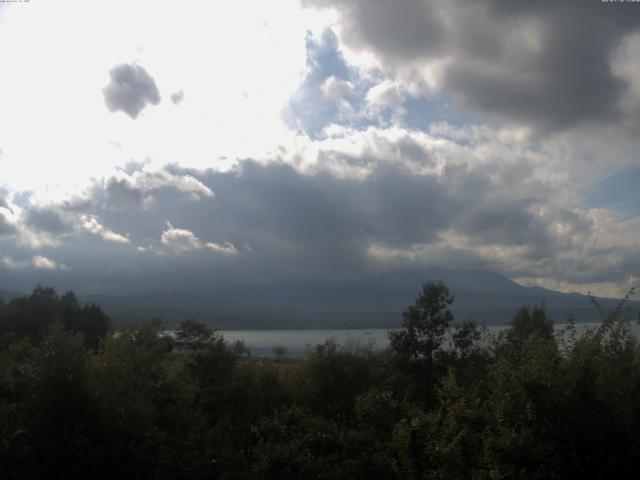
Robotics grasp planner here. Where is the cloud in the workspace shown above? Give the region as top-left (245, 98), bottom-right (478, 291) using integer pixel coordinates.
top-left (79, 167), bottom-right (214, 213)
top-left (303, 0), bottom-right (640, 132)
top-left (1, 256), bottom-right (26, 270)
top-left (191, 128), bottom-right (637, 292)
top-left (24, 206), bottom-right (72, 235)
top-left (133, 169), bottom-right (214, 199)
top-left (304, 0), bottom-right (445, 62)
top-left (32, 255), bottom-right (70, 271)
top-left (160, 222), bottom-right (236, 255)
top-left (1, 0), bottom-right (638, 301)
top-left (284, 28), bottom-right (449, 136)
top-left (170, 89), bottom-right (184, 105)
top-left (1, 125), bottom-right (638, 297)
top-left (52, 126), bottom-right (633, 294)
top-left (365, 80), bottom-right (406, 117)
top-left (321, 76), bottom-right (354, 104)
top-left (0, 195), bottom-right (13, 214)
top-left (103, 178), bottom-right (146, 210)
top-left (160, 223), bottom-right (201, 253)
top-left (611, 31), bottom-right (640, 130)
top-left (0, 255), bottom-right (69, 272)
top-left (204, 241), bottom-right (237, 255)
top-left (81, 216), bottom-right (130, 244)
top-left (102, 63), bottom-right (161, 119)
top-left (283, 29), bottom-right (364, 136)
top-left (0, 213), bottom-right (17, 237)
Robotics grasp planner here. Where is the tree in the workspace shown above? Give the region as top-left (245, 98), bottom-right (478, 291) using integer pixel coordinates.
top-left (272, 345), bottom-right (287, 361)
top-left (185, 325), bottom-right (236, 421)
top-left (388, 281), bottom-right (455, 406)
top-left (452, 319), bottom-right (482, 359)
top-left (230, 339), bottom-right (249, 356)
top-left (505, 304), bottom-right (553, 347)
top-left (28, 325), bottom-right (97, 477)
top-left (294, 340), bottom-right (376, 423)
top-left (175, 319), bottom-right (217, 354)
top-left (0, 287), bottom-right (110, 349)
top-left (77, 302), bottom-right (110, 350)
top-left (389, 281), bottom-right (454, 361)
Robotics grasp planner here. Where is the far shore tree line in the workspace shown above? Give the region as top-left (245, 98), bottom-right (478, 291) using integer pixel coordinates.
top-left (0, 282), bottom-right (639, 479)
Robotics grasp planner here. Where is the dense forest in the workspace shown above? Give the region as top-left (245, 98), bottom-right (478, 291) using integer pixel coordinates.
top-left (1, 282), bottom-right (639, 479)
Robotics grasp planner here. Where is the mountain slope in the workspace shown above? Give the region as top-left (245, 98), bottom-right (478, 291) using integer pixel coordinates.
top-left (77, 269), bottom-right (639, 329)
top-left (0, 289), bottom-right (25, 302)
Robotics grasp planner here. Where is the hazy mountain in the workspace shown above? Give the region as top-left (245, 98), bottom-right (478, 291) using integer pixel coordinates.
top-left (0, 289), bottom-right (25, 302)
top-left (73, 269), bottom-right (638, 329)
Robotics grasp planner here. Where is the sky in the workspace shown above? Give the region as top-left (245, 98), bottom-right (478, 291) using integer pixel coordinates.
top-left (1, 0), bottom-right (639, 298)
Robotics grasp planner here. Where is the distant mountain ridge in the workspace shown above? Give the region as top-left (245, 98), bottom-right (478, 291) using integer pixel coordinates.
top-left (3, 270), bottom-right (638, 329)
top-left (0, 289), bottom-right (25, 302)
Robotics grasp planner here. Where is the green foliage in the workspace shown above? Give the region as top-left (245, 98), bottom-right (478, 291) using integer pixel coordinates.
top-left (272, 345), bottom-right (288, 360)
top-left (254, 407), bottom-right (345, 480)
top-left (389, 281), bottom-right (454, 362)
top-left (1, 282), bottom-right (640, 479)
top-left (175, 318), bottom-right (217, 353)
top-left (424, 370), bottom-right (485, 479)
top-left (0, 286), bottom-right (110, 349)
top-left (388, 281), bottom-right (457, 407)
top-left (293, 339), bottom-right (378, 423)
top-left (452, 319), bottom-right (482, 358)
top-left (505, 304), bottom-right (554, 347)
top-left (186, 327), bottom-right (236, 420)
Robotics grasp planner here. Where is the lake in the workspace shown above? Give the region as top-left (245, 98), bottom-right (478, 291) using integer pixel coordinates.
top-left (219, 329), bottom-right (390, 356)
top-left (218, 321), bottom-right (640, 357)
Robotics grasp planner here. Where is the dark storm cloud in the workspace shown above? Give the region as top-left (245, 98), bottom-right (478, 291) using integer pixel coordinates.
top-left (24, 207), bottom-right (72, 235)
top-left (303, 0), bottom-right (640, 131)
top-left (102, 63), bottom-right (161, 119)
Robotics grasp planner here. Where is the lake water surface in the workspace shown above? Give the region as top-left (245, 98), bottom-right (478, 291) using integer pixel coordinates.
top-left (220, 329), bottom-right (390, 356)
top-left (219, 322), bottom-right (640, 357)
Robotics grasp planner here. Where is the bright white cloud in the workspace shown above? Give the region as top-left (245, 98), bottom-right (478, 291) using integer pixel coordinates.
top-left (160, 222), bottom-right (236, 255)
top-left (132, 170), bottom-right (214, 199)
top-left (82, 216), bottom-right (130, 244)
top-left (204, 241), bottom-right (238, 255)
top-left (32, 255), bottom-right (70, 271)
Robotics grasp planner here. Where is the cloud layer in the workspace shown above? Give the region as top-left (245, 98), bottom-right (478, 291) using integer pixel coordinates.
top-left (1, 126), bottom-right (638, 296)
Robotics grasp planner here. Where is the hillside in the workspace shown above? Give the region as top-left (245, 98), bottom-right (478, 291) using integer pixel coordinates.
top-left (0, 289), bottom-right (25, 303)
top-left (75, 269), bottom-right (639, 329)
